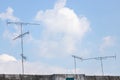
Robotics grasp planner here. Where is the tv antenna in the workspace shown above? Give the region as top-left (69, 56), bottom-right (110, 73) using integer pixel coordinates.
top-left (72, 55), bottom-right (116, 75)
top-left (72, 55), bottom-right (82, 74)
top-left (7, 21), bottom-right (40, 74)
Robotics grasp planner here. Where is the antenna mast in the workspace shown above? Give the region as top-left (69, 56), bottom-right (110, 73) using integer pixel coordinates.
top-left (72, 55), bottom-right (83, 74)
top-left (7, 21), bottom-right (40, 74)
top-left (72, 55), bottom-right (116, 75)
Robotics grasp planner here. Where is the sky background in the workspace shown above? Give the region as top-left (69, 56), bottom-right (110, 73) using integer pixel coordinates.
top-left (0, 0), bottom-right (120, 75)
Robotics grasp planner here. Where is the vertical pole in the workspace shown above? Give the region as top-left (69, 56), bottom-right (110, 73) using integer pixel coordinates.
top-left (74, 57), bottom-right (76, 74)
top-left (20, 24), bottom-right (24, 75)
top-left (100, 58), bottom-right (104, 76)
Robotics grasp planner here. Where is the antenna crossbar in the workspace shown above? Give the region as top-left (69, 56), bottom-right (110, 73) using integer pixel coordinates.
top-left (7, 21), bottom-right (40, 25)
top-left (13, 31), bottom-right (29, 40)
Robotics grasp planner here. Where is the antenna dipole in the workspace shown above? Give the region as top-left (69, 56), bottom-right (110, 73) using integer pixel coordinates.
top-left (72, 55), bottom-right (116, 75)
top-left (7, 21), bottom-right (40, 75)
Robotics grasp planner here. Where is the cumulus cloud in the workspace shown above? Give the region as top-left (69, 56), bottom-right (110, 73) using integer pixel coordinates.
top-left (35, 0), bottom-right (91, 58)
top-left (3, 26), bottom-right (21, 44)
top-left (0, 54), bottom-right (97, 74)
top-left (0, 53), bottom-right (73, 74)
top-left (0, 7), bottom-right (19, 21)
top-left (0, 54), bottom-right (17, 62)
top-left (99, 36), bottom-right (115, 52)
top-left (0, 53), bottom-right (107, 75)
top-left (54, 0), bottom-right (66, 9)
top-left (0, 7), bottom-right (22, 44)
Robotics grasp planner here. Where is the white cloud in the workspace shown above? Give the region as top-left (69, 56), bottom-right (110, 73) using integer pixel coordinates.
top-left (0, 54), bottom-right (17, 62)
top-left (0, 59), bottom-right (72, 74)
top-left (99, 36), bottom-right (115, 52)
top-left (3, 26), bottom-right (21, 44)
top-left (54, 0), bottom-right (66, 9)
top-left (0, 55), bottom-right (115, 75)
top-left (0, 54), bottom-right (68, 74)
top-left (0, 7), bottom-right (19, 21)
top-left (0, 7), bottom-right (22, 44)
top-left (0, 53), bottom-right (72, 74)
top-left (35, 0), bottom-right (91, 58)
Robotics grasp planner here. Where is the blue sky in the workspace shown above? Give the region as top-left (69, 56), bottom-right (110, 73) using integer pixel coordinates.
top-left (0, 0), bottom-right (120, 75)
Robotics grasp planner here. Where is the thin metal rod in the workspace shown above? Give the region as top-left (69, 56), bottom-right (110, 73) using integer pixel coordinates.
top-left (13, 31), bottom-right (29, 40)
top-left (7, 21), bottom-right (40, 25)
top-left (20, 24), bottom-right (24, 75)
top-left (73, 56), bottom-right (76, 74)
top-left (100, 58), bottom-right (104, 76)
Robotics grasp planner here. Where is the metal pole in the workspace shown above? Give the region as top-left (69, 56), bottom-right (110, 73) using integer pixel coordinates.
top-left (73, 56), bottom-right (76, 74)
top-left (20, 24), bottom-right (24, 75)
top-left (100, 58), bottom-right (104, 76)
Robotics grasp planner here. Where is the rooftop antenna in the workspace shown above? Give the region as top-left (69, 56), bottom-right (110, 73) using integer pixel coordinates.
top-left (72, 55), bottom-right (116, 76)
top-left (7, 21), bottom-right (40, 75)
top-left (72, 55), bottom-right (83, 74)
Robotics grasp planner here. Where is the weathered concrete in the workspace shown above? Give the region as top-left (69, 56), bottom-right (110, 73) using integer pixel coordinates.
top-left (0, 74), bottom-right (119, 80)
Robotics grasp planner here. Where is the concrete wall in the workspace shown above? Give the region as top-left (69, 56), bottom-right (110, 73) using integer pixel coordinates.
top-left (85, 76), bottom-right (120, 80)
top-left (0, 74), bottom-right (119, 80)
